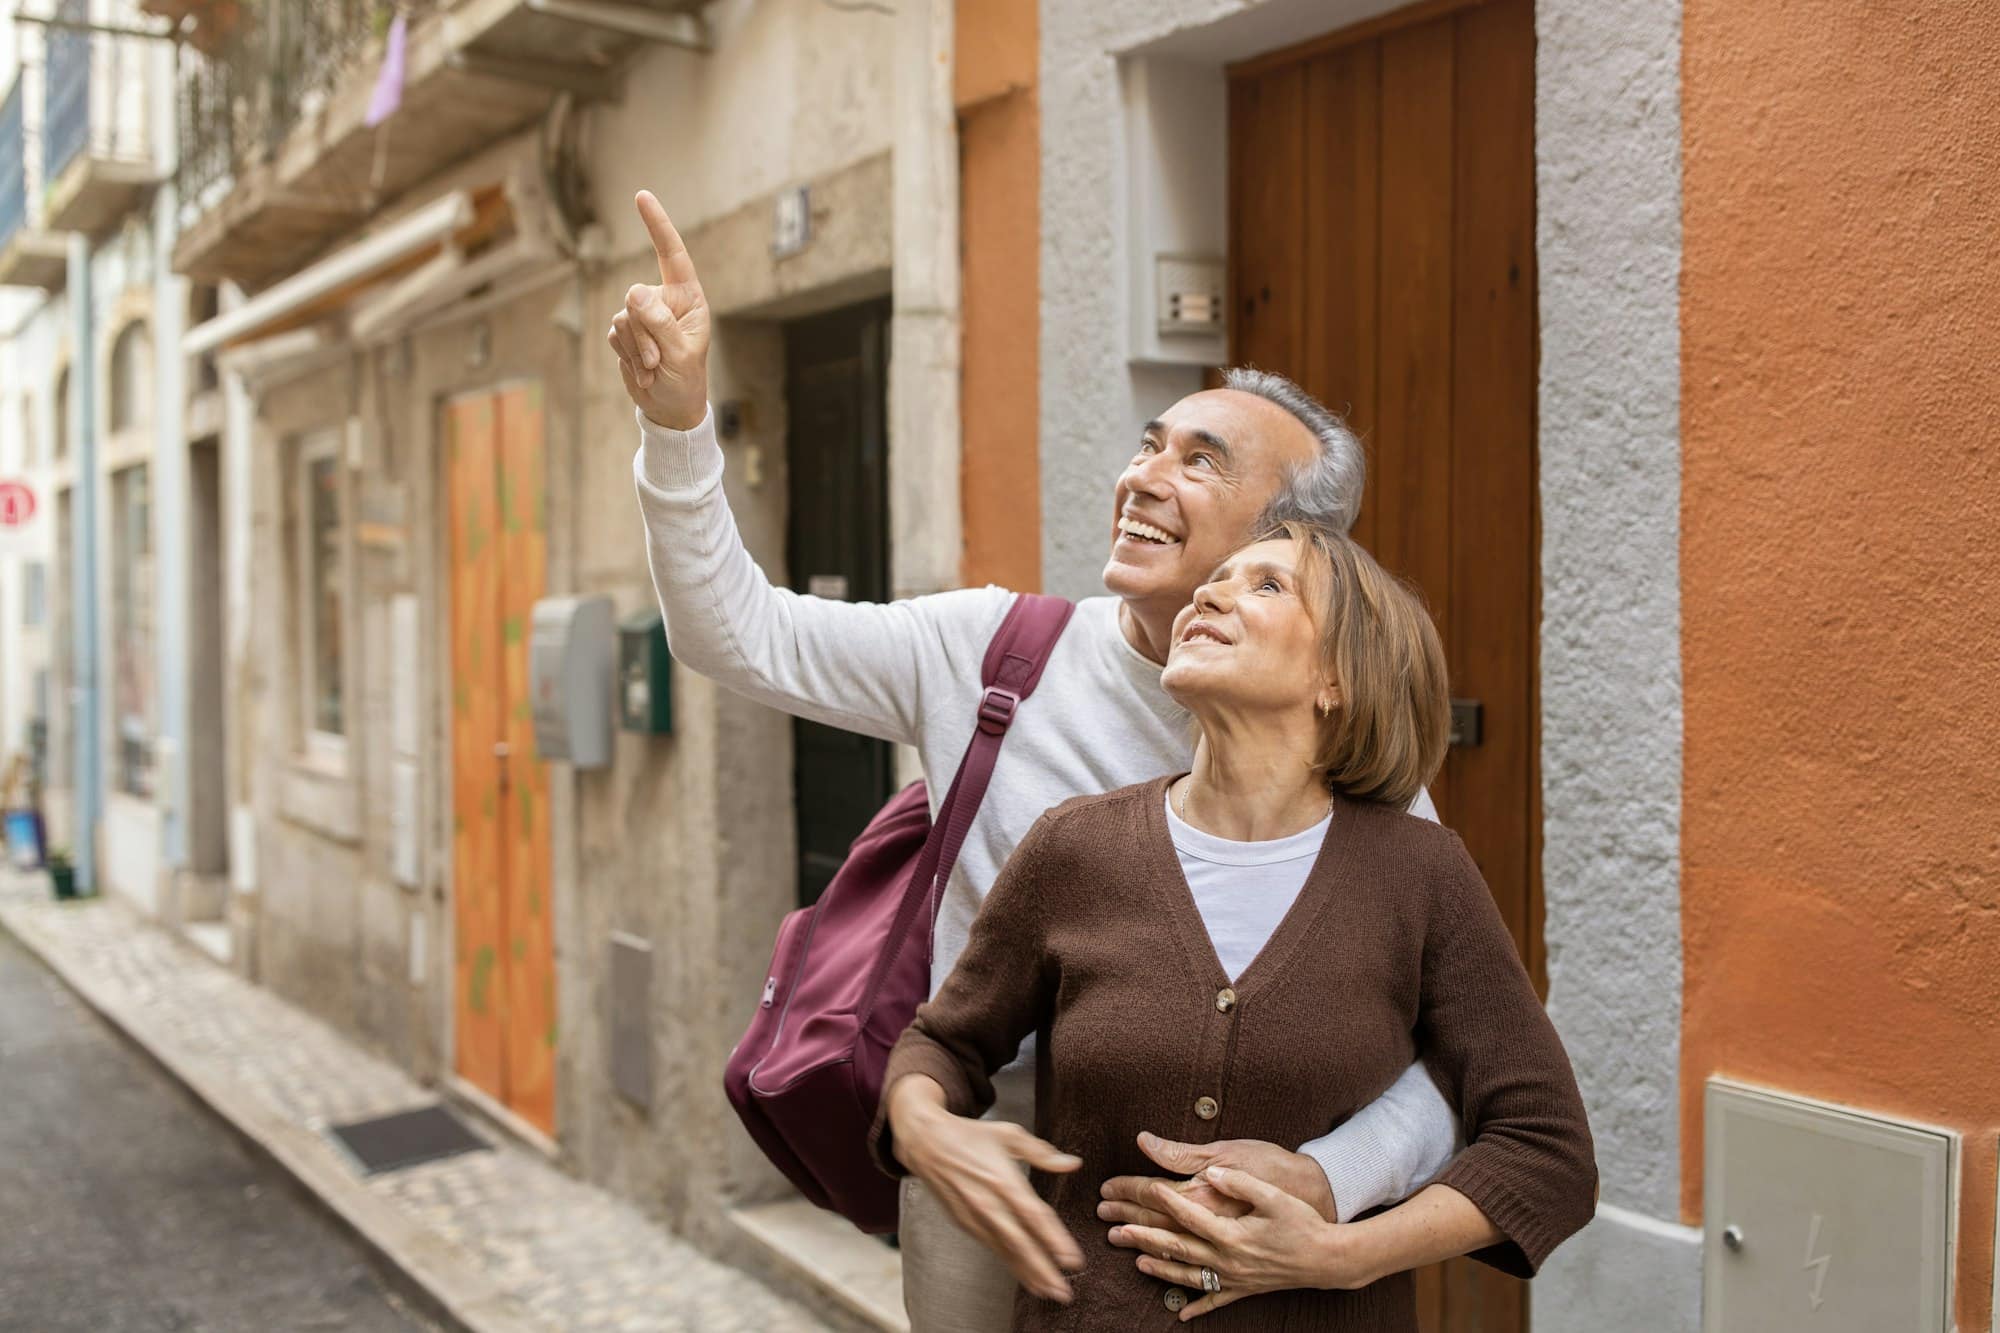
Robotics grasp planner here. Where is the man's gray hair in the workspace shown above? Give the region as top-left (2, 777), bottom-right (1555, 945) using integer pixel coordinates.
top-left (1222, 366), bottom-right (1366, 534)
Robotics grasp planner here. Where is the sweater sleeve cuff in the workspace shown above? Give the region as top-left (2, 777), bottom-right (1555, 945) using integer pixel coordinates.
top-left (634, 403), bottom-right (722, 494)
top-left (1430, 1148), bottom-right (1563, 1278)
top-left (867, 1038), bottom-right (985, 1180)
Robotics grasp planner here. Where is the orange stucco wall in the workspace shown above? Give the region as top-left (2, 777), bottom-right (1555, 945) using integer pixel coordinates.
top-left (1681, 5), bottom-right (2000, 1326)
top-left (956, 0), bottom-right (1040, 591)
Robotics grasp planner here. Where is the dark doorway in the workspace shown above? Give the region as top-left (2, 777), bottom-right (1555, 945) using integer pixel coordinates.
top-left (785, 299), bottom-right (896, 908)
top-left (186, 437), bottom-right (228, 881)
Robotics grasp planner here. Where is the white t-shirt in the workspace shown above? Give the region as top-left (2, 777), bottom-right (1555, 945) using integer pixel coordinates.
top-left (1166, 790), bottom-right (1331, 982)
top-left (1163, 788), bottom-right (1458, 1202)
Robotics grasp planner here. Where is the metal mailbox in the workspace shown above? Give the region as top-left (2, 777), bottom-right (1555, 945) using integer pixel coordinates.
top-left (529, 596), bottom-right (613, 768)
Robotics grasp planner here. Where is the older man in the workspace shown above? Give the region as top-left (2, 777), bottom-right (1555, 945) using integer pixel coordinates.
top-left (613, 192), bottom-right (1457, 1329)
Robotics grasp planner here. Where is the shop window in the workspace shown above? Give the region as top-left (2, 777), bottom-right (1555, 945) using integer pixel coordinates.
top-left (294, 432), bottom-right (346, 751)
top-left (110, 463), bottom-right (155, 798)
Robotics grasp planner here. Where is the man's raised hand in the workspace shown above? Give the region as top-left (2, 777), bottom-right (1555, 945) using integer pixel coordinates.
top-left (608, 190), bottom-right (712, 432)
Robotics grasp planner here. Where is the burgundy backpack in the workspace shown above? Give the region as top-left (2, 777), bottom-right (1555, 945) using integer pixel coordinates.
top-left (724, 593), bottom-right (1075, 1233)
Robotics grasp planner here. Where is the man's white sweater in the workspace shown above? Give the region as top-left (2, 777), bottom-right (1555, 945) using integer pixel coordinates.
top-left (634, 407), bottom-right (1455, 1220)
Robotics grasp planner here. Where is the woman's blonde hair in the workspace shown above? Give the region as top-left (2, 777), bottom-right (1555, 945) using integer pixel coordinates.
top-left (1262, 519), bottom-right (1450, 809)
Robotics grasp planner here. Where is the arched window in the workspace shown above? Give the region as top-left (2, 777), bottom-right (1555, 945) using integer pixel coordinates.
top-left (108, 320), bottom-right (152, 434)
top-left (53, 366), bottom-right (70, 461)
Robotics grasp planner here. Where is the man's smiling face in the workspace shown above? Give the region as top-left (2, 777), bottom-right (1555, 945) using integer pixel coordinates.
top-left (1101, 388), bottom-right (1322, 620)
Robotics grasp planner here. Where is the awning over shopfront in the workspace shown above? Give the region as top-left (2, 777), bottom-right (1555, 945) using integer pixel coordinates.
top-left (183, 181), bottom-right (550, 360)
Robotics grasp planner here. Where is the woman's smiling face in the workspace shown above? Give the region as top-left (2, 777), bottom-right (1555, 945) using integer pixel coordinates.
top-left (1159, 537), bottom-right (1330, 719)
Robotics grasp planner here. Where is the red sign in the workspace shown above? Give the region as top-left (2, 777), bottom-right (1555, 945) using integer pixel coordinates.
top-left (0, 479), bottom-right (36, 528)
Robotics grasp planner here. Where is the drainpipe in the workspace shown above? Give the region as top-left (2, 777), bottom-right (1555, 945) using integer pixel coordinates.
top-left (67, 232), bottom-right (101, 893)
top-left (153, 171), bottom-right (189, 878)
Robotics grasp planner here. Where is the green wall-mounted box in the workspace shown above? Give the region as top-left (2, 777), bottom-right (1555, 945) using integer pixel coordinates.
top-left (617, 610), bottom-right (673, 735)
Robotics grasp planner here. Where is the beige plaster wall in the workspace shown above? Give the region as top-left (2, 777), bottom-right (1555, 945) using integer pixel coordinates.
top-left (231, 0), bottom-right (911, 1251)
top-left (584, 0), bottom-right (897, 264)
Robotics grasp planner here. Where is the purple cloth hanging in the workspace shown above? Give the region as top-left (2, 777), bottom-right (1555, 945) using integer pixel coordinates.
top-left (365, 15), bottom-right (409, 127)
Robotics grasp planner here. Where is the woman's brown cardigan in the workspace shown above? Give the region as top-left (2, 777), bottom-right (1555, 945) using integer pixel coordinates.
top-left (869, 776), bottom-right (1596, 1333)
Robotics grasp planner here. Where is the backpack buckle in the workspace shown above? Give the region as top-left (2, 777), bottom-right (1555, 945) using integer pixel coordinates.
top-left (977, 687), bottom-right (1020, 735)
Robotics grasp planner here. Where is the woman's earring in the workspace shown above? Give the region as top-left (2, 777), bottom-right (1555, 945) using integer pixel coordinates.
top-left (1316, 698), bottom-right (1332, 717)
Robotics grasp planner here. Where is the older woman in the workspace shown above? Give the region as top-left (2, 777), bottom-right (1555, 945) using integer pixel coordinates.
top-left (870, 521), bottom-right (1595, 1330)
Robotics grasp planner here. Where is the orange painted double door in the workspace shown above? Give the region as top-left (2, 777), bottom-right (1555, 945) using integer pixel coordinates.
top-left (446, 383), bottom-right (555, 1135)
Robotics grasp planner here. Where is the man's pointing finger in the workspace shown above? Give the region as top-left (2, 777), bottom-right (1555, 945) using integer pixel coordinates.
top-left (636, 190), bottom-right (694, 284)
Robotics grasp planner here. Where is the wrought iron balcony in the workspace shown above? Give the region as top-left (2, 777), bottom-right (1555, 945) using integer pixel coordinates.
top-left (41, 0), bottom-right (165, 237)
top-left (167, 0), bottom-right (708, 290)
top-left (0, 72), bottom-right (69, 290)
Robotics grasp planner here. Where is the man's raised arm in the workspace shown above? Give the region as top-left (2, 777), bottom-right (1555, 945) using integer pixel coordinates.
top-left (615, 190), bottom-right (1005, 746)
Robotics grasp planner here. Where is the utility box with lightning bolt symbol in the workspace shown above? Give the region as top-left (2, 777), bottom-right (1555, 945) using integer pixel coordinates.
top-left (1703, 1079), bottom-right (1956, 1331)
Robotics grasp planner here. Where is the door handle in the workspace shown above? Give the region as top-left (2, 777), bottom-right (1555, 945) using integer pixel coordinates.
top-left (1450, 699), bottom-right (1483, 748)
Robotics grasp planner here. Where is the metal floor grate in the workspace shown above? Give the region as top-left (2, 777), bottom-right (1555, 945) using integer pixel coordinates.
top-left (327, 1103), bottom-right (489, 1176)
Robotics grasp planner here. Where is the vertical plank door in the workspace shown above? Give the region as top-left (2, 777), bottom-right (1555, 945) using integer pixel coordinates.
top-left (495, 383), bottom-right (554, 1135)
top-left (1230, 1), bottom-right (1540, 1330)
top-left (448, 393), bottom-right (508, 1108)
top-left (448, 383), bottom-right (556, 1136)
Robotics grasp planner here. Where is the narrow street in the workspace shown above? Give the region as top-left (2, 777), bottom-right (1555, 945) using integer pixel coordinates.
top-left (0, 926), bottom-right (432, 1333)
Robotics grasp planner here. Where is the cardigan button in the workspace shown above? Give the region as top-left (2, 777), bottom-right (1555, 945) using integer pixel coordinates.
top-left (1194, 1095), bottom-right (1219, 1120)
top-left (1164, 1289), bottom-right (1188, 1312)
top-left (1215, 987), bottom-right (1237, 1014)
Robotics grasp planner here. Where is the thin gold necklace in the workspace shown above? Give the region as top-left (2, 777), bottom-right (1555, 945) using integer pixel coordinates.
top-left (1176, 774), bottom-right (1334, 829)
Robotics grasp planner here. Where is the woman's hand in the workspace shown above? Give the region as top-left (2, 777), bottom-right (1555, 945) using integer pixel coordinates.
top-left (1097, 1131), bottom-right (1338, 1232)
top-left (886, 1075), bottom-right (1086, 1303)
top-left (1107, 1165), bottom-right (1378, 1319)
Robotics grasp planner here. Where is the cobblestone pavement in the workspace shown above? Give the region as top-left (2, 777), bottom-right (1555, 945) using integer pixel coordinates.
top-left (0, 873), bottom-right (830, 1333)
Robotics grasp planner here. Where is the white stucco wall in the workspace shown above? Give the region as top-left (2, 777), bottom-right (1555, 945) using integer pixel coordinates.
top-left (0, 296), bottom-right (68, 797)
top-left (1038, 0), bottom-right (1696, 1327)
top-left (1530, 2), bottom-right (1698, 1329)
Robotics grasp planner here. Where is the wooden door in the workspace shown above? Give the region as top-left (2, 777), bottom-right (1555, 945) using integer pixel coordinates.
top-left (1231, 2), bottom-right (1539, 1330)
top-left (785, 301), bottom-right (897, 908)
top-left (447, 383), bottom-right (556, 1135)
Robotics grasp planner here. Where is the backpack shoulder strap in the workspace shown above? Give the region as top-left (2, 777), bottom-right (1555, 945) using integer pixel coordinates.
top-left (978, 593), bottom-right (1076, 712)
top-left (908, 594), bottom-right (1076, 958)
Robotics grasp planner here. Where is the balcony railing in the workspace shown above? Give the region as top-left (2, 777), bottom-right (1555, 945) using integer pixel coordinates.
top-left (1, 77), bottom-right (27, 250)
top-left (38, 0), bottom-right (162, 236)
top-left (174, 0), bottom-right (440, 231)
top-left (0, 69), bottom-right (67, 291)
top-left (167, 0), bottom-right (704, 287)
top-left (44, 0), bottom-right (153, 183)
top-left (43, 0), bottom-right (90, 185)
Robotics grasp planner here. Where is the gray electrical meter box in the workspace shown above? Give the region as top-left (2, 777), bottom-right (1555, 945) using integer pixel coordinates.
top-left (530, 596), bottom-right (613, 769)
top-left (1704, 1078), bottom-right (1955, 1332)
